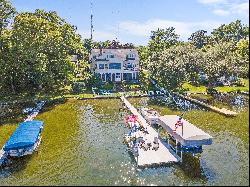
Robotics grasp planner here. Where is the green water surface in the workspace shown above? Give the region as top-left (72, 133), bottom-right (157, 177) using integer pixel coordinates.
top-left (0, 98), bottom-right (249, 186)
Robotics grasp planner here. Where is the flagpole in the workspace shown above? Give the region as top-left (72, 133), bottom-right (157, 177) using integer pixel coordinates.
top-left (181, 113), bottom-right (184, 137)
top-left (182, 122), bottom-right (183, 137)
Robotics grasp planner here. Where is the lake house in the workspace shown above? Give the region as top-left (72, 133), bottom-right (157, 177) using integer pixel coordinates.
top-left (89, 48), bottom-right (140, 82)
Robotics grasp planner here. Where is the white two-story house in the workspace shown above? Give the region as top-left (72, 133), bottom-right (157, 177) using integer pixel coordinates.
top-left (89, 48), bottom-right (140, 82)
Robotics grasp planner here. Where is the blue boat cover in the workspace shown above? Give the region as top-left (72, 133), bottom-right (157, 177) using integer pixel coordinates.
top-left (3, 120), bottom-right (44, 151)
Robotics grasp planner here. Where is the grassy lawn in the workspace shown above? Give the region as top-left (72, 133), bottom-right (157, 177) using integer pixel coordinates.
top-left (215, 79), bottom-right (249, 92)
top-left (181, 82), bottom-right (207, 93)
top-left (181, 78), bottom-right (249, 93)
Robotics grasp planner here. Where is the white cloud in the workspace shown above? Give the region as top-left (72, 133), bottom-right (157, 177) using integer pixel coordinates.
top-left (213, 9), bottom-right (230, 16)
top-left (231, 2), bottom-right (249, 17)
top-left (198, 0), bottom-right (249, 17)
top-left (119, 19), bottom-right (222, 40)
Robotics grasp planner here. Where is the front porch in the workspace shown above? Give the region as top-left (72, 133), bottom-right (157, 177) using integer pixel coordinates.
top-left (97, 72), bottom-right (139, 82)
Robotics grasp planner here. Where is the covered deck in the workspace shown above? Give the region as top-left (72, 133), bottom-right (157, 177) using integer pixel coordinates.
top-left (158, 115), bottom-right (212, 147)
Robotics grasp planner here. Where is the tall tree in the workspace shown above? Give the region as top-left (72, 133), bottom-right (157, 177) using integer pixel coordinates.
top-left (149, 44), bottom-right (203, 90)
top-left (0, 0), bottom-right (16, 34)
top-left (1, 9), bottom-right (89, 93)
top-left (188, 30), bottom-right (208, 49)
top-left (0, 0), bottom-right (16, 93)
top-left (137, 45), bottom-right (149, 69)
top-left (202, 41), bottom-right (243, 82)
top-left (148, 27), bottom-right (179, 55)
top-left (211, 20), bottom-right (249, 43)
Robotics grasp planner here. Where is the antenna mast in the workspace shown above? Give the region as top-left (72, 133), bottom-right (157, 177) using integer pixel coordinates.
top-left (90, 0), bottom-right (93, 41)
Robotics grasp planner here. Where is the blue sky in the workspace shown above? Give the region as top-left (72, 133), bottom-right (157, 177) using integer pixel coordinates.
top-left (10, 0), bottom-right (249, 45)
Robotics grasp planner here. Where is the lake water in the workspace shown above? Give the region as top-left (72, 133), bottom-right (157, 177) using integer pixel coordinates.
top-left (0, 97), bottom-right (249, 185)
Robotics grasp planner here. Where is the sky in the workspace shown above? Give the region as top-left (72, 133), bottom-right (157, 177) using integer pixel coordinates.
top-left (10, 0), bottom-right (249, 46)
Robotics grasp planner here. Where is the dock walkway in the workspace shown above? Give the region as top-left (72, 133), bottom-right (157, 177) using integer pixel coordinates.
top-left (173, 93), bottom-right (238, 117)
top-left (120, 96), bottom-right (180, 167)
top-left (0, 149), bottom-right (7, 165)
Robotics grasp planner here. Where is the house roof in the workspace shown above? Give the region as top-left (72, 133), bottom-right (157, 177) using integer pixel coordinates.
top-left (91, 48), bottom-right (138, 60)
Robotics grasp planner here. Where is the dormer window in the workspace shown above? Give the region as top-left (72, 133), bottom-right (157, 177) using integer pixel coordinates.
top-left (126, 53), bottom-right (135, 60)
top-left (128, 54), bottom-right (134, 58)
top-left (107, 54), bottom-right (114, 58)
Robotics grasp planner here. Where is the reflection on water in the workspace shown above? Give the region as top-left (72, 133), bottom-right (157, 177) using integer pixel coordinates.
top-left (0, 155), bottom-right (34, 178)
top-left (0, 98), bottom-right (249, 185)
top-left (178, 153), bottom-right (207, 180)
top-left (148, 95), bottom-right (202, 111)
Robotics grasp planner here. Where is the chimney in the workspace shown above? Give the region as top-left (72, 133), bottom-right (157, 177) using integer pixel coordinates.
top-left (100, 47), bottom-right (102, 56)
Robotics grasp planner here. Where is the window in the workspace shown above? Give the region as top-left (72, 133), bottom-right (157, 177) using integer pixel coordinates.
top-left (116, 73), bottom-right (121, 78)
top-left (105, 64), bottom-right (108, 69)
top-left (109, 63), bottom-right (121, 69)
top-left (126, 53), bottom-right (135, 60)
top-left (99, 64), bottom-right (104, 69)
top-left (127, 64), bottom-right (132, 68)
top-left (102, 74), bottom-right (105, 81)
top-left (106, 54), bottom-right (114, 58)
top-left (123, 73), bottom-right (132, 81)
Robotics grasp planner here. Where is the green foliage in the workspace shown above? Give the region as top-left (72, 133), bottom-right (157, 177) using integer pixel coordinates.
top-left (83, 39), bottom-right (135, 51)
top-left (85, 74), bottom-right (103, 90)
top-left (148, 27), bottom-right (179, 58)
top-left (138, 70), bottom-right (150, 91)
top-left (0, 0), bottom-right (16, 31)
top-left (236, 39), bottom-right (249, 62)
top-left (71, 81), bottom-right (86, 94)
top-left (202, 42), bottom-right (236, 82)
top-left (188, 30), bottom-right (208, 49)
top-left (211, 20), bottom-right (249, 43)
top-left (137, 45), bottom-right (149, 69)
top-left (102, 82), bottom-right (114, 90)
top-left (149, 44), bottom-right (203, 90)
top-left (0, 8), bottom-right (90, 94)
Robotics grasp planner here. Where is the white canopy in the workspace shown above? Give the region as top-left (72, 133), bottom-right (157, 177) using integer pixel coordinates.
top-left (158, 115), bottom-right (212, 147)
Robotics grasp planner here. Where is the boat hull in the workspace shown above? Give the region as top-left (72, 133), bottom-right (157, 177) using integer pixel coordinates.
top-left (7, 136), bottom-right (42, 157)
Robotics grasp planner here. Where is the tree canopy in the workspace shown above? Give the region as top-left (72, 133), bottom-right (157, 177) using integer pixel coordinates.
top-left (138, 20), bottom-right (249, 91)
top-left (0, 7), bottom-right (89, 94)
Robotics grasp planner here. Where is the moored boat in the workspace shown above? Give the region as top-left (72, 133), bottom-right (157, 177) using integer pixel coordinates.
top-left (141, 108), bottom-right (160, 125)
top-left (3, 120), bottom-right (44, 157)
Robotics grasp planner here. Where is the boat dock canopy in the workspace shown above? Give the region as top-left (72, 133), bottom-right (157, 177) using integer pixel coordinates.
top-left (158, 115), bottom-right (212, 147)
top-left (3, 120), bottom-right (44, 151)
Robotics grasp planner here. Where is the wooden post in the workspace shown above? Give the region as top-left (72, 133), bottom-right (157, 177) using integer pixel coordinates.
top-left (175, 139), bottom-right (178, 154)
top-left (180, 145), bottom-right (183, 162)
top-left (136, 155), bottom-right (138, 167)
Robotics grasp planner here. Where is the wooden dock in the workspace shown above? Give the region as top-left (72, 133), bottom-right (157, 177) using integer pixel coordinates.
top-left (239, 91), bottom-right (249, 95)
top-left (173, 93), bottom-right (238, 117)
top-left (0, 149), bottom-right (7, 166)
top-left (120, 96), bottom-right (180, 167)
